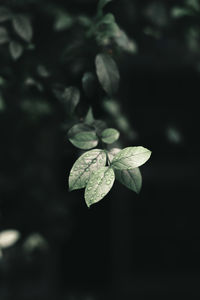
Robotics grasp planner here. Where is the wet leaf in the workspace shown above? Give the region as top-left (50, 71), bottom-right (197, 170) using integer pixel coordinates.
top-left (0, 230), bottom-right (20, 249)
top-left (69, 149), bottom-right (107, 191)
top-left (111, 146), bottom-right (151, 170)
top-left (85, 166), bottom-right (115, 207)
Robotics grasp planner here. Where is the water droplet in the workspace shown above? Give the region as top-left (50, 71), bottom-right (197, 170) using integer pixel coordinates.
top-left (86, 168), bottom-right (89, 172)
top-left (92, 159), bottom-right (97, 163)
top-left (87, 186), bottom-right (92, 191)
top-left (106, 180), bottom-right (111, 185)
top-left (101, 193), bottom-right (105, 197)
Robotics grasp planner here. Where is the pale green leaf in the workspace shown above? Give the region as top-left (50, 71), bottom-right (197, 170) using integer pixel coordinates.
top-left (69, 149), bottom-right (107, 191)
top-left (12, 14), bottom-right (33, 42)
top-left (0, 230), bottom-right (20, 249)
top-left (101, 128), bottom-right (119, 144)
top-left (84, 166), bottom-right (115, 207)
top-left (111, 146), bottom-right (151, 170)
top-left (95, 53), bottom-right (120, 95)
top-left (84, 107), bottom-right (95, 125)
top-left (0, 6), bottom-right (11, 22)
top-left (0, 26), bottom-right (9, 44)
top-left (9, 41), bottom-right (23, 60)
top-left (115, 167), bottom-right (142, 194)
top-left (69, 131), bottom-right (98, 150)
top-left (68, 123), bottom-right (93, 138)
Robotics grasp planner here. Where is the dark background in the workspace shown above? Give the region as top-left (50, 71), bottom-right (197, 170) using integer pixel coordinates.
top-left (0, 0), bottom-right (200, 299)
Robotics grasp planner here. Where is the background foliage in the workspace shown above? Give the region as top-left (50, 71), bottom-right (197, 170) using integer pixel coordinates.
top-left (0, 0), bottom-right (200, 299)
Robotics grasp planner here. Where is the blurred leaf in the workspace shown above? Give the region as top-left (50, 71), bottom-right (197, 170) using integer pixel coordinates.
top-left (9, 40), bottom-right (23, 60)
top-left (0, 92), bottom-right (5, 112)
top-left (171, 7), bottom-right (193, 18)
top-left (115, 167), bottom-right (142, 194)
top-left (21, 98), bottom-right (52, 116)
top-left (101, 128), bottom-right (119, 144)
top-left (84, 107), bottom-right (95, 125)
top-left (69, 131), bottom-right (98, 150)
top-left (84, 166), bottom-right (115, 207)
top-left (69, 149), bottom-right (106, 191)
top-left (0, 229), bottom-right (20, 249)
top-left (0, 6), bottom-right (11, 22)
top-left (23, 233), bottom-right (48, 253)
top-left (82, 72), bottom-right (96, 98)
top-left (111, 146), bottom-right (151, 170)
top-left (114, 28), bottom-right (137, 53)
top-left (0, 26), bottom-right (9, 44)
top-left (95, 53), bottom-right (120, 95)
top-left (54, 12), bottom-right (74, 31)
top-left (62, 86), bottom-right (80, 115)
top-left (97, 0), bottom-right (112, 16)
top-left (37, 65), bottom-right (50, 78)
top-left (12, 14), bottom-right (33, 42)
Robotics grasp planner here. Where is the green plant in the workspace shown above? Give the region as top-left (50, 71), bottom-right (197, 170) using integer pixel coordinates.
top-left (66, 0), bottom-right (151, 207)
top-left (68, 107), bottom-right (151, 207)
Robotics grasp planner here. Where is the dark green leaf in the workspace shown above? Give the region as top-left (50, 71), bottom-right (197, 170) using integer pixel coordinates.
top-left (69, 149), bottom-right (107, 191)
top-left (101, 128), bottom-right (119, 144)
top-left (12, 14), bottom-right (33, 42)
top-left (82, 72), bottom-right (96, 98)
top-left (84, 107), bottom-right (95, 125)
top-left (9, 41), bottom-right (23, 60)
top-left (69, 131), bottom-right (98, 150)
top-left (0, 26), bottom-right (9, 44)
top-left (84, 166), bottom-right (115, 207)
top-left (111, 146), bottom-right (151, 170)
top-left (115, 167), bottom-right (142, 194)
top-left (97, 0), bottom-right (112, 15)
top-left (95, 53), bottom-right (120, 95)
top-left (0, 6), bottom-right (11, 22)
top-left (62, 86), bottom-right (80, 114)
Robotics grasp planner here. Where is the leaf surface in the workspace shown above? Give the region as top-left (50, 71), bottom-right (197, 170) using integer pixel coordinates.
top-left (69, 131), bottom-right (98, 150)
top-left (85, 166), bottom-right (115, 207)
top-left (69, 149), bottom-right (106, 191)
top-left (115, 167), bottom-right (142, 194)
top-left (111, 146), bottom-right (151, 170)
top-left (101, 128), bottom-right (119, 144)
top-left (95, 53), bottom-right (120, 95)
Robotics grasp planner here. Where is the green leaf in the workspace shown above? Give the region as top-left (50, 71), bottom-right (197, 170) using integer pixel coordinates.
top-left (62, 86), bottom-right (80, 114)
top-left (114, 29), bottom-right (137, 53)
top-left (101, 128), bottom-right (119, 144)
top-left (115, 167), bottom-right (142, 194)
top-left (111, 146), bottom-right (151, 170)
top-left (0, 6), bottom-right (11, 22)
top-left (95, 53), bottom-right (120, 95)
top-left (84, 107), bottom-right (95, 125)
top-left (9, 41), bottom-right (23, 60)
top-left (0, 26), bottom-right (9, 44)
top-left (85, 166), bottom-right (115, 207)
top-left (68, 123), bottom-right (93, 138)
top-left (82, 72), bottom-right (96, 98)
top-left (12, 14), bottom-right (33, 42)
top-left (69, 149), bottom-right (107, 191)
top-left (69, 131), bottom-right (98, 150)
